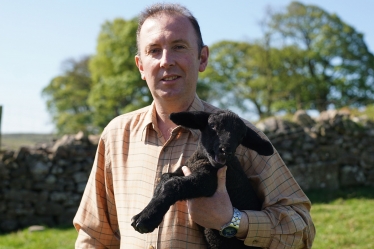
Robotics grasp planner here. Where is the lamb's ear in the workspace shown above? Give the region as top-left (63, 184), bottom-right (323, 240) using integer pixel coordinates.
top-left (170, 111), bottom-right (210, 130)
top-left (241, 127), bottom-right (274, 156)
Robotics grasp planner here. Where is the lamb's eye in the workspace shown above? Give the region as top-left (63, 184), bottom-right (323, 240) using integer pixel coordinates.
top-left (209, 123), bottom-right (216, 130)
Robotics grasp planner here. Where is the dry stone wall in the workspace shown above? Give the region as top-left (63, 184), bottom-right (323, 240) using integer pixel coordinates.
top-left (0, 110), bottom-right (373, 233)
top-left (0, 132), bottom-right (98, 233)
top-left (257, 110), bottom-right (374, 191)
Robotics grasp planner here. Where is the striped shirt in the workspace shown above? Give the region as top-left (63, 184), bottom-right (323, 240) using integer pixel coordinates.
top-left (73, 96), bottom-right (315, 249)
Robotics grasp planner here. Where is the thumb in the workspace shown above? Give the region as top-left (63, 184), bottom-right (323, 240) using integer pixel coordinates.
top-left (216, 166), bottom-right (227, 192)
top-left (182, 166), bottom-right (192, 176)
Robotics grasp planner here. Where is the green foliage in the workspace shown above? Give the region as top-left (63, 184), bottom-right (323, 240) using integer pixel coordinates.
top-left (201, 2), bottom-right (374, 118)
top-left (347, 104), bottom-right (374, 121)
top-left (361, 104), bottom-right (374, 120)
top-left (269, 1), bottom-right (374, 112)
top-left (201, 40), bottom-right (301, 118)
top-left (43, 3), bottom-right (374, 133)
top-left (88, 18), bottom-right (152, 129)
top-left (42, 57), bottom-right (95, 134)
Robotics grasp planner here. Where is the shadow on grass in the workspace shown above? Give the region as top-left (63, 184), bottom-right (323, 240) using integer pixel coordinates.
top-left (305, 185), bottom-right (374, 204)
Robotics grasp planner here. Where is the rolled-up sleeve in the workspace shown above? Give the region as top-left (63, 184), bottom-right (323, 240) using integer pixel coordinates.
top-left (237, 136), bottom-right (316, 249)
top-left (73, 134), bottom-right (120, 249)
top-left (243, 203), bottom-right (314, 248)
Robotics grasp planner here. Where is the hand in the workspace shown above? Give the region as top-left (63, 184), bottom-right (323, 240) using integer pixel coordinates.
top-left (182, 166), bottom-right (233, 230)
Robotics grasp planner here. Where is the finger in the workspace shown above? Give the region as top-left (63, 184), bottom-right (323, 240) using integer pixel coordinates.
top-left (216, 166), bottom-right (227, 192)
top-left (182, 166), bottom-right (192, 176)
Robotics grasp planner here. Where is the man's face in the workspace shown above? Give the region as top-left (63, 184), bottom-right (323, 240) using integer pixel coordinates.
top-left (135, 13), bottom-right (208, 104)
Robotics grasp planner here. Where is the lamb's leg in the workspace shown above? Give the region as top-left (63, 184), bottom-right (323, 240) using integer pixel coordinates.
top-left (131, 171), bottom-right (217, 233)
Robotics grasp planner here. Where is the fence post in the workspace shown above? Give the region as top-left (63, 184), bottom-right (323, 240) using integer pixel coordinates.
top-left (0, 105), bottom-right (2, 151)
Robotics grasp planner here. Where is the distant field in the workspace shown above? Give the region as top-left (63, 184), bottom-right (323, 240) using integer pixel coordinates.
top-left (0, 133), bottom-right (60, 151)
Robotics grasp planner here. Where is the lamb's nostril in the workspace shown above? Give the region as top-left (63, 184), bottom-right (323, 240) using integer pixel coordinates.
top-left (219, 147), bottom-right (233, 156)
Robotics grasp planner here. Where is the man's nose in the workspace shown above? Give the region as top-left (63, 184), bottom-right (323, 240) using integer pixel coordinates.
top-left (160, 49), bottom-right (175, 68)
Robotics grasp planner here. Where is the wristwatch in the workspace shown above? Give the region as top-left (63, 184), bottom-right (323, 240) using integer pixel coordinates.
top-left (219, 207), bottom-right (242, 238)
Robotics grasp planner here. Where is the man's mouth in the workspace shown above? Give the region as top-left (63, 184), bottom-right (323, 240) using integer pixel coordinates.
top-left (162, 76), bottom-right (179, 81)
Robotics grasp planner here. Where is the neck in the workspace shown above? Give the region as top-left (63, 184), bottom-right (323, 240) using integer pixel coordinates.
top-left (154, 96), bottom-right (194, 140)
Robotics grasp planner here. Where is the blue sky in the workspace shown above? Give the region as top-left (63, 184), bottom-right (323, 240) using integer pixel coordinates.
top-left (1, 0), bottom-right (373, 133)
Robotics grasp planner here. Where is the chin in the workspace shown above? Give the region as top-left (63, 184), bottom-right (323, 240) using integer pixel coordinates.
top-left (159, 90), bottom-right (192, 103)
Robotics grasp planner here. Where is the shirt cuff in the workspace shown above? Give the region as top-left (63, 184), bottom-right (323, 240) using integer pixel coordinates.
top-left (242, 210), bottom-right (273, 248)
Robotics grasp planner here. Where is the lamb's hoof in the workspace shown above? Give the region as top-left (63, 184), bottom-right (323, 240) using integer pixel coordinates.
top-left (131, 214), bottom-right (156, 234)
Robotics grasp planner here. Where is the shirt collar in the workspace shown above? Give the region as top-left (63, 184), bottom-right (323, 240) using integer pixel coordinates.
top-left (141, 94), bottom-right (205, 141)
top-left (187, 94), bottom-right (205, 112)
top-left (185, 95), bottom-right (204, 139)
top-left (140, 102), bottom-right (158, 141)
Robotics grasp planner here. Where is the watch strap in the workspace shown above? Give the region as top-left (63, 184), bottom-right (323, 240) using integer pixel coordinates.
top-left (219, 207), bottom-right (242, 237)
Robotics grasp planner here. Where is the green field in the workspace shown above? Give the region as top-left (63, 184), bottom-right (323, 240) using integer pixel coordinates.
top-left (0, 187), bottom-right (373, 249)
top-left (308, 187), bottom-right (374, 249)
top-left (0, 225), bottom-right (77, 249)
top-left (0, 133), bottom-right (59, 151)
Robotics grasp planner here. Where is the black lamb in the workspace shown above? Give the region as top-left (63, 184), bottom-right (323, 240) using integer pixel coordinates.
top-left (131, 110), bottom-right (274, 249)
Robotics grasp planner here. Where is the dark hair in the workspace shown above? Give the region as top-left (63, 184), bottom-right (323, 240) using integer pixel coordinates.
top-left (136, 3), bottom-right (204, 56)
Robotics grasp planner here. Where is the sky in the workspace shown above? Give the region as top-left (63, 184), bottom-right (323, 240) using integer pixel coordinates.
top-left (1, 0), bottom-right (373, 134)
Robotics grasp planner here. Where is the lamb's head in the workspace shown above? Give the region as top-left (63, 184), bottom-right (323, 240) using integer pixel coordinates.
top-left (170, 110), bottom-right (274, 168)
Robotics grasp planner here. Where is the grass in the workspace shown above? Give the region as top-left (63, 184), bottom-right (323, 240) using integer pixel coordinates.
top-left (311, 198), bottom-right (374, 249)
top-left (0, 225), bottom-right (77, 249)
top-left (0, 188), bottom-right (373, 249)
top-left (308, 186), bottom-right (374, 249)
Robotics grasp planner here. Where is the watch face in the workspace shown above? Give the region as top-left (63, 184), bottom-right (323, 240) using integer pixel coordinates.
top-left (222, 226), bottom-right (237, 238)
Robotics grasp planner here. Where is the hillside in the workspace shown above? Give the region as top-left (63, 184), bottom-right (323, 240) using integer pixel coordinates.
top-left (0, 133), bottom-right (60, 151)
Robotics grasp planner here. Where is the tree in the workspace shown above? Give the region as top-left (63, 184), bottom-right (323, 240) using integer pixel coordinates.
top-left (88, 18), bottom-right (152, 129)
top-left (42, 56), bottom-right (95, 134)
top-left (269, 1), bottom-right (374, 112)
top-left (200, 40), bottom-right (292, 119)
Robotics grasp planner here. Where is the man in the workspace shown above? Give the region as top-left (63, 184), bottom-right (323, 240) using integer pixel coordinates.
top-left (74, 3), bottom-right (315, 248)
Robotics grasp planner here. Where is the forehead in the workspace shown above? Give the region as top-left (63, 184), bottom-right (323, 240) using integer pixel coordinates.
top-left (138, 13), bottom-right (197, 46)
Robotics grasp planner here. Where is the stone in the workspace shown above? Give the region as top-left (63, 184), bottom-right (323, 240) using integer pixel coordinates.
top-left (288, 162), bottom-right (340, 191)
top-left (340, 165), bottom-right (366, 187)
top-left (50, 191), bottom-right (68, 202)
top-left (0, 220), bottom-right (18, 232)
top-left (45, 175), bottom-right (57, 184)
top-left (73, 172), bottom-right (88, 184)
top-left (30, 161), bottom-right (49, 176)
top-left (29, 225), bottom-right (45, 232)
top-left (360, 149), bottom-right (374, 170)
top-left (293, 110), bottom-right (315, 128)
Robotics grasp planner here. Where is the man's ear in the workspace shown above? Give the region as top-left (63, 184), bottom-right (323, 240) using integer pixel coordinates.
top-left (241, 127), bottom-right (274, 156)
top-left (170, 111), bottom-right (210, 130)
top-left (199, 46), bottom-right (209, 72)
top-left (135, 55), bottom-right (145, 80)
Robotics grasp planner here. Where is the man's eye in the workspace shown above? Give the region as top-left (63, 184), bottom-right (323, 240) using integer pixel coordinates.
top-left (174, 45), bottom-right (186, 50)
top-left (148, 48), bottom-right (161, 54)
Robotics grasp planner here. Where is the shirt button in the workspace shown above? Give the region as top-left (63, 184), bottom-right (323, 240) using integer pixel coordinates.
top-left (149, 245), bottom-right (155, 249)
top-left (253, 240), bottom-right (258, 244)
